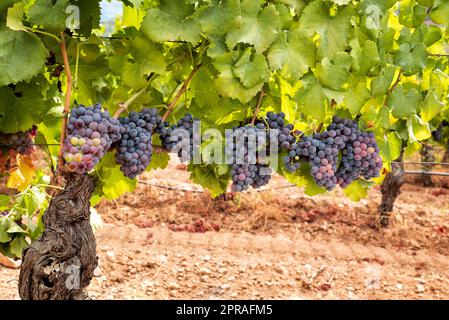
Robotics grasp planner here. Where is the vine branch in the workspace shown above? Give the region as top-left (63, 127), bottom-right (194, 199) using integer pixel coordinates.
top-left (113, 88), bottom-right (146, 118)
top-left (113, 73), bottom-right (156, 118)
top-left (383, 68), bottom-right (402, 107)
top-left (162, 64), bottom-right (202, 122)
top-left (251, 88), bottom-right (265, 125)
top-left (56, 33), bottom-right (72, 173)
top-left (429, 53), bottom-right (449, 57)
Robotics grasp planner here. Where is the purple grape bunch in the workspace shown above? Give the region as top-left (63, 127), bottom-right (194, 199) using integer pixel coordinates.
top-left (63, 104), bottom-right (123, 174)
top-left (282, 116), bottom-right (382, 190)
top-left (333, 117), bottom-right (382, 188)
top-left (114, 108), bottom-right (162, 178)
top-left (158, 113), bottom-right (201, 163)
top-left (0, 126), bottom-right (38, 156)
top-left (226, 124), bottom-right (272, 192)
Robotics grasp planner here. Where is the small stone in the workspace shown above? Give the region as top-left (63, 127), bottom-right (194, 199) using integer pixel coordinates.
top-left (274, 265), bottom-right (287, 274)
top-left (416, 284), bottom-right (425, 293)
top-left (221, 284), bottom-right (231, 291)
top-left (199, 267), bottom-right (210, 275)
top-left (93, 266), bottom-right (102, 277)
top-left (200, 275), bottom-right (209, 282)
top-left (167, 282), bottom-right (179, 290)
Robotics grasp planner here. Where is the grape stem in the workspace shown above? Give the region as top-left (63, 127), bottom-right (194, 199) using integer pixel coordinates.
top-left (56, 32), bottom-right (72, 174)
top-left (251, 88), bottom-right (265, 125)
top-left (113, 88), bottom-right (146, 118)
top-left (162, 63), bottom-right (202, 122)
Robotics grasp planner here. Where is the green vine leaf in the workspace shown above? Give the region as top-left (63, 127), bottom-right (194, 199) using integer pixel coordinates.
top-left (0, 28), bottom-right (48, 86)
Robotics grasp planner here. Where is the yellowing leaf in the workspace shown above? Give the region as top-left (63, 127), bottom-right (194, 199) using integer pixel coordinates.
top-left (7, 155), bottom-right (36, 191)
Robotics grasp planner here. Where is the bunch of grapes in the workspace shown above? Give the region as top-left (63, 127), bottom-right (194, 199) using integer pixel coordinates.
top-left (293, 134), bottom-right (340, 191)
top-left (158, 113), bottom-right (201, 163)
top-left (114, 108), bottom-right (162, 178)
top-left (226, 124), bottom-right (272, 192)
top-left (265, 112), bottom-right (296, 150)
top-left (0, 126), bottom-right (38, 156)
top-left (63, 104), bottom-right (123, 174)
top-left (280, 116), bottom-right (382, 190)
top-left (432, 120), bottom-right (449, 142)
top-left (333, 118), bottom-right (382, 187)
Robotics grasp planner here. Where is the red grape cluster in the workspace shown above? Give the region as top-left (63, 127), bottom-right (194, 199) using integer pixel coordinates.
top-left (63, 104), bottom-right (123, 174)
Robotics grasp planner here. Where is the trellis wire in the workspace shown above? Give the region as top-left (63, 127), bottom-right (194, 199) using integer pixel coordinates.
top-left (391, 161), bottom-right (449, 176)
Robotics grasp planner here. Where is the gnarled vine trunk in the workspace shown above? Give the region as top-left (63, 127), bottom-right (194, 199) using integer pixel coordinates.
top-left (378, 147), bottom-right (405, 227)
top-left (18, 173), bottom-right (98, 300)
top-left (418, 143), bottom-right (434, 187)
top-left (443, 141), bottom-right (449, 163)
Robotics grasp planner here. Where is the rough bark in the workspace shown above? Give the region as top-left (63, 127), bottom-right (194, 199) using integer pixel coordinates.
top-left (418, 143), bottom-right (434, 187)
top-left (378, 147), bottom-right (405, 227)
top-left (19, 173), bottom-right (97, 300)
top-left (443, 141), bottom-right (449, 163)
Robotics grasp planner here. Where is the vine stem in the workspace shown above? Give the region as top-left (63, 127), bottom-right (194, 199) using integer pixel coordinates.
top-left (162, 63), bottom-right (202, 122)
top-left (383, 68), bottom-right (402, 107)
top-left (56, 33), bottom-right (72, 173)
top-left (430, 53), bottom-right (449, 57)
top-left (25, 27), bottom-right (61, 42)
top-left (251, 88), bottom-right (265, 125)
top-left (113, 88), bottom-right (147, 118)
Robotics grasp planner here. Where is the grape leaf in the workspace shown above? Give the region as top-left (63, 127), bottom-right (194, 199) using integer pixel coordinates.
top-left (267, 29), bottom-right (316, 82)
top-left (28, 0), bottom-right (70, 33)
top-left (94, 152), bottom-right (137, 200)
top-left (0, 28), bottom-right (48, 86)
top-left (0, 85), bottom-right (48, 133)
top-left (407, 114), bottom-right (431, 143)
top-left (296, 76), bottom-right (327, 122)
top-left (198, 0), bottom-right (241, 35)
top-left (351, 40), bottom-right (382, 76)
top-left (108, 36), bottom-right (166, 89)
top-left (378, 131), bottom-right (402, 163)
top-left (7, 155), bottom-right (36, 192)
top-left (0, 218), bottom-right (12, 243)
top-left (398, 0), bottom-right (427, 28)
top-left (343, 179), bottom-right (373, 202)
top-left (429, 0), bottom-right (449, 24)
top-left (232, 48), bottom-right (269, 88)
top-left (187, 164), bottom-right (229, 198)
top-left (146, 151), bottom-right (170, 171)
top-left (394, 43), bottom-right (428, 76)
top-left (387, 85), bottom-right (419, 118)
top-left (300, 0), bottom-right (354, 58)
top-left (225, 2), bottom-right (280, 53)
top-left (213, 51), bottom-right (265, 103)
top-left (71, 0), bottom-right (101, 37)
top-left (6, 2), bottom-right (25, 31)
top-left (371, 65), bottom-right (396, 96)
top-left (141, 0), bottom-right (201, 43)
top-left (10, 235), bottom-right (28, 258)
top-left (315, 53), bottom-right (351, 91)
top-left (344, 78), bottom-right (371, 115)
top-left (421, 90), bottom-right (445, 122)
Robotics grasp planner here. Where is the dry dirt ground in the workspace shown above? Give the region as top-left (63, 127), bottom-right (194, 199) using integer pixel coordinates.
top-left (1, 157), bottom-right (449, 300)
